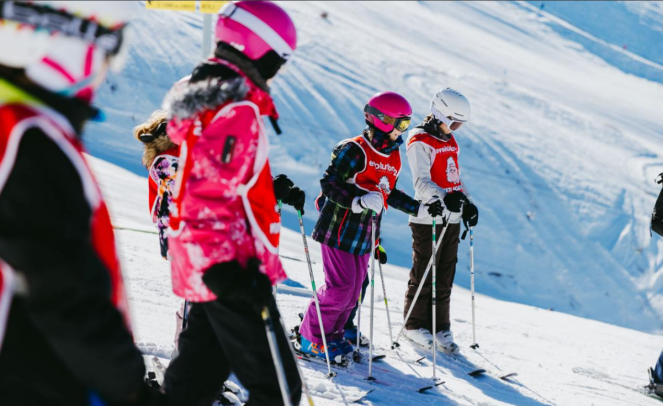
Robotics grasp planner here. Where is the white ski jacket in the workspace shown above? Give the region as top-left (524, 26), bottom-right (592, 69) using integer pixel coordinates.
top-left (406, 127), bottom-right (473, 225)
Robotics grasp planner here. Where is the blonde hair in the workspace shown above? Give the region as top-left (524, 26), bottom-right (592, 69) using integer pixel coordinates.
top-left (133, 110), bottom-right (176, 168)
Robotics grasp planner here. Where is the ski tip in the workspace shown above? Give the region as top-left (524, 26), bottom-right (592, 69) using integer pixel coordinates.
top-left (468, 369), bottom-right (487, 377)
top-left (372, 355), bottom-right (387, 362)
top-left (391, 342), bottom-right (400, 349)
top-left (470, 343), bottom-right (480, 350)
top-left (500, 372), bottom-right (519, 380)
top-left (418, 385), bottom-right (434, 393)
top-left (365, 376), bottom-right (376, 381)
top-left (415, 356), bottom-right (426, 364)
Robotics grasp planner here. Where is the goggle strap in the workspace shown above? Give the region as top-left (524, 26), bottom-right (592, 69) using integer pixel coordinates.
top-left (0, 1), bottom-right (124, 56)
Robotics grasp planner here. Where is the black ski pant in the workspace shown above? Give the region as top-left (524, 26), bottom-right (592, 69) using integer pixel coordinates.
top-left (164, 294), bottom-right (302, 406)
top-left (403, 222), bottom-right (460, 333)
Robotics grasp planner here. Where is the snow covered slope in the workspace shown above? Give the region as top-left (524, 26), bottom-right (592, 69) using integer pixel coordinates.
top-left (84, 1), bottom-right (663, 332)
top-left (89, 154), bottom-right (663, 406)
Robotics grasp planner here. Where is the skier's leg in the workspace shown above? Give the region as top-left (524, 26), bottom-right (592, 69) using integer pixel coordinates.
top-left (299, 245), bottom-right (359, 344)
top-left (435, 223), bottom-right (460, 333)
top-left (404, 223), bottom-right (434, 331)
top-left (164, 303), bottom-right (230, 406)
top-left (206, 296), bottom-right (302, 406)
top-left (343, 273), bottom-right (370, 331)
top-left (332, 253), bottom-right (369, 340)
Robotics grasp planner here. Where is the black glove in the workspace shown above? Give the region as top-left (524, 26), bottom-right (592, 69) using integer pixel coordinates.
top-left (374, 245), bottom-right (387, 265)
top-left (202, 259), bottom-right (273, 311)
top-left (273, 174), bottom-right (294, 201)
top-left (425, 199), bottom-right (444, 217)
top-left (285, 186), bottom-right (306, 215)
top-left (463, 202), bottom-right (479, 228)
top-left (443, 192), bottom-right (468, 213)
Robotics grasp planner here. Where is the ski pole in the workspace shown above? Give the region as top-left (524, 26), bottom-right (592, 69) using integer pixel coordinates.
top-left (392, 214), bottom-right (450, 349)
top-left (182, 300), bottom-right (190, 330)
top-left (277, 314), bottom-right (316, 406)
top-left (432, 216), bottom-right (438, 381)
top-left (469, 226), bottom-right (479, 350)
top-left (274, 200), bottom-right (283, 298)
top-left (298, 210), bottom-right (335, 378)
top-left (367, 211), bottom-right (377, 381)
top-left (354, 286), bottom-right (363, 362)
top-left (377, 260), bottom-right (394, 346)
top-left (261, 305), bottom-right (293, 406)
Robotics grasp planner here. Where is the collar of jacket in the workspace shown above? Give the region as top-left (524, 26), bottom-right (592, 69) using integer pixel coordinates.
top-left (364, 128), bottom-right (403, 155)
top-left (416, 116), bottom-right (452, 142)
top-left (163, 59), bottom-right (278, 124)
top-left (0, 72), bottom-right (97, 135)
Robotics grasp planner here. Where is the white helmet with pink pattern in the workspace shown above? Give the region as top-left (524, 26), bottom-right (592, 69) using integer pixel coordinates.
top-left (0, 1), bottom-right (133, 102)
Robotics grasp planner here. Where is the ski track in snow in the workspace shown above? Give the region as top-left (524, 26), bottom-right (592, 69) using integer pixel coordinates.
top-left (90, 155), bottom-right (662, 405)
top-left (83, 1), bottom-right (663, 334)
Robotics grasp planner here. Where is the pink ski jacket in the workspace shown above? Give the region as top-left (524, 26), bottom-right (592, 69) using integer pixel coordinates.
top-left (164, 60), bottom-right (285, 302)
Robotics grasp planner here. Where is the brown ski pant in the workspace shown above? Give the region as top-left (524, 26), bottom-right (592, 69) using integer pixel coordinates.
top-left (403, 222), bottom-right (460, 333)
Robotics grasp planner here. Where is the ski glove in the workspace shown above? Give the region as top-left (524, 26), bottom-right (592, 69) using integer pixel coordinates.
top-left (418, 196), bottom-right (443, 218)
top-left (351, 191), bottom-right (384, 214)
top-left (374, 245), bottom-right (387, 265)
top-left (273, 174), bottom-right (294, 201)
top-left (285, 186), bottom-right (306, 215)
top-left (202, 259), bottom-right (273, 312)
top-left (462, 202), bottom-right (479, 228)
top-left (443, 192), bottom-right (469, 213)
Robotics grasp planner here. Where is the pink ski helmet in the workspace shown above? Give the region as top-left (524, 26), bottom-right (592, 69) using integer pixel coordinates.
top-left (215, 1), bottom-right (297, 78)
top-left (364, 91), bottom-right (413, 133)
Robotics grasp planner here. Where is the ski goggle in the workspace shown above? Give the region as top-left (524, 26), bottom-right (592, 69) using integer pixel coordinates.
top-left (139, 121), bottom-right (167, 143)
top-left (440, 115), bottom-right (465, 132)
top-left (364, 105), bottom-right (412, 132)
top-left (0, 1), bottom-right (126, 59)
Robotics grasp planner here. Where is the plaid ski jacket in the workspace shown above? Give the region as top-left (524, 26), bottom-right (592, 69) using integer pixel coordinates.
top-left (312, 131), bottom-right (420, 255)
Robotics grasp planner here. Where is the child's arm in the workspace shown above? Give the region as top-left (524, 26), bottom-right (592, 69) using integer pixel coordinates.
top-left (386, 178), bottom-right (421, 216)
top-left (320, 142), bottom-right (367, 209)
top-left (407, 140), bottom-right (448, 200)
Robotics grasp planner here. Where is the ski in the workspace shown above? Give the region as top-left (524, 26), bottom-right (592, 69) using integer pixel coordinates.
top-left (418, 380), bottom-right (445, 393)
top-left (468, 368), bottom-right (487, 377)
top-left (372, 354), bottom-right (387, 362)
top-left (500, 372), bottom-right (518, 381)
top-left (151, 356), bottom-right (167, 386)
top-left (350, 389), bottom-right (374, 403)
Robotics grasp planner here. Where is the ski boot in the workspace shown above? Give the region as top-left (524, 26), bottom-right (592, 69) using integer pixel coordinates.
top-left (334, 337), bottom-right (354, 356)
top-left (404, 328), bottom-right (434, 350)
top-left (295, 336), bottom-right (348, 365)
top-left (436, 330), bottom-right (459, 353)
top-left (344, 326), bottom-right (369, 347)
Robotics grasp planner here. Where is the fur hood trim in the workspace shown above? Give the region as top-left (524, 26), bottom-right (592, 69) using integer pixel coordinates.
top-left (163, 76), bottom-right (249, 122)
top-left (142, 136), bottom-right (178, 168)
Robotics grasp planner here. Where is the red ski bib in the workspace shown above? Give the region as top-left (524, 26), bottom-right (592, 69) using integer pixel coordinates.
top-left (0, 103), bottom-right (130, 351)
top-left (346, 134), bottom-right (401, 208)
top-left (407, 132), bottom-right (463, 194)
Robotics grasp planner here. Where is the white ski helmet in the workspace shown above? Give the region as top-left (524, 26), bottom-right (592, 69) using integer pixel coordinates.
top-left (430, 88), bottom-right (471, 131)
top-left (0, 1), bottom-right (134, 102)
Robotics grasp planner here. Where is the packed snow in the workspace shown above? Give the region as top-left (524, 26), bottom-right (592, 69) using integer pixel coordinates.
top-left (88, 155), bottom-right (662, 406)
top-left (84, 1), bottom-right (663, 334)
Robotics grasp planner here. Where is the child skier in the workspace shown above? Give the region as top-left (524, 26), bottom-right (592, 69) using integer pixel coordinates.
top-left (0, 2), bottom-right (163, 405)
top-left (134, 111), bottom-right (192, 358)
top-left (297, 91), bottom-right (443, 363)
top-left (135, 111), bottom-right (180, 260)
top-left (162, 2), bottom-right (304, 405)
top-left (313, 193), bottom-right (387, 348)
top-left (648, 173), bottom-right (663, 398)
top-left (403, 88), bottom-right (479, 352)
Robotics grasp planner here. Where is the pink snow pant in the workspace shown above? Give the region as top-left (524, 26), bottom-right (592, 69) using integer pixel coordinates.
top-left (299, 244), bottom-right (370, 344)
